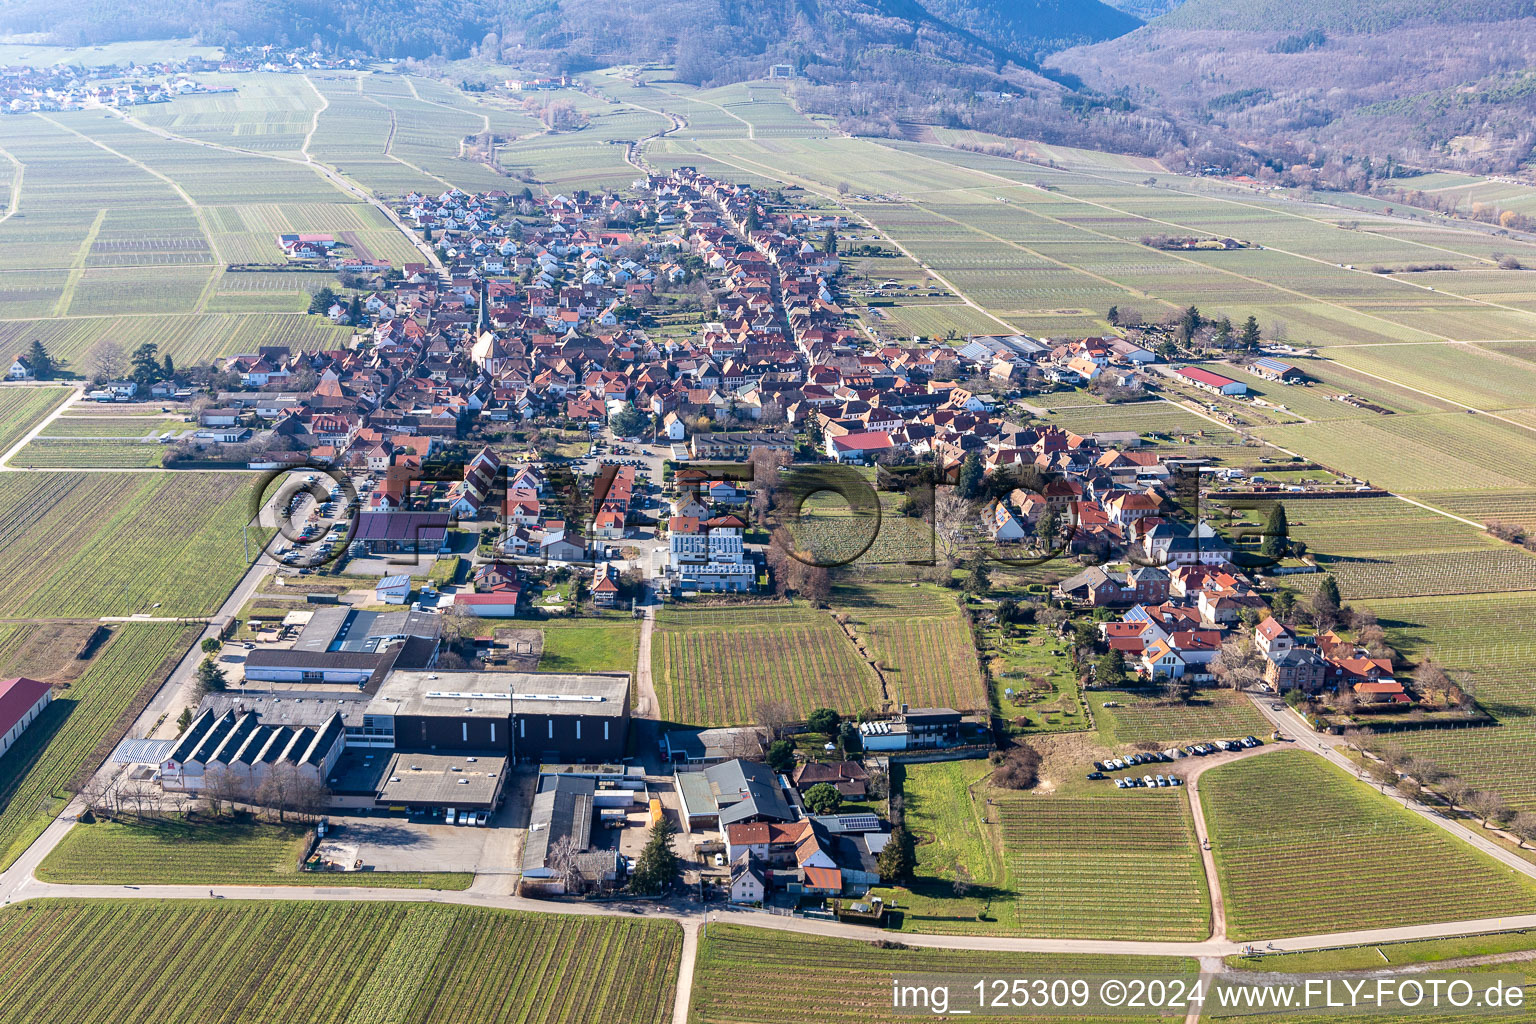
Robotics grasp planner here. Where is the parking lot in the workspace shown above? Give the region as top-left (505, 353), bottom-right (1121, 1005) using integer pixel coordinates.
top-left (1088, 735), bottom-right (1267, 789)
top-left (317, 816), bottom-right (493, 874)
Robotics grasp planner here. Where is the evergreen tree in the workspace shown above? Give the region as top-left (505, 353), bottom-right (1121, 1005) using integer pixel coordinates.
top-left (1260, 502), bottom-right (1289, 559)
top-left (1106, 305), bottom-right (1119, 326)
top-left (194, 657), bottom-right (228, 698)
top-left (766, 739), bottom-right (796, 772)
top-left (25, 339), bottom-right (56, 380)
top-left (964, 557), bottom-right (991, 596)
top-left (609, 401), bottom-right (648, 438)
top-left (957, 453), bottom-right (983, 499)
top-left (162, 353), bottom-right (175, 379)
top-left (822, 226), bottom-right (836, 253)
top-left (876, 825), bottom-right (914, 883)
top-left (129, 343), bottom-right (163, 386)
top-left (806, 708), bottom-right (841, 734)
top-left (1318, 574), bottom-right (1342, 610)
top-left (1212, 317), bottom-right (1233, 349)
top-left (1239, 315), bottom-right (1262, 350)
top-left (630, 817), bottom-right (679, 894)
top-left (1097, 647), bottom-right (1127, 687)
top-left (308, 286), bottom-right (338, 315)
top-left (1036, 506), bottom-right (1060, 547)
top-left (802, 782), bottom-right (843, 815)
top-left (1179, 305), bottom-right (1202, 343)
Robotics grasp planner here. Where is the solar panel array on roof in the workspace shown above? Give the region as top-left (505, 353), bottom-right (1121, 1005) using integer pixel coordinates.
top-left (355, 512), bottom-right (450, 542)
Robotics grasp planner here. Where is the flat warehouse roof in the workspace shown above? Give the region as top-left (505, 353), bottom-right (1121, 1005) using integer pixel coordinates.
top-left (370, 669), bottom-right (630, 719)
top-left (376, 752), bottom-right (507, 807)
top-left (355, 512), bottom-right (450, 541)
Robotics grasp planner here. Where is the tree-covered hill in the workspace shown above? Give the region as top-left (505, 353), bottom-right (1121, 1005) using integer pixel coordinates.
top-left (1153, 0), bottom-right (1535, 32)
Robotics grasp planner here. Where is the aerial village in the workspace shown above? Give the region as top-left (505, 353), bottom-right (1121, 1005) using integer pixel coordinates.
top-left (8, 164), bottom-right (1474, 907)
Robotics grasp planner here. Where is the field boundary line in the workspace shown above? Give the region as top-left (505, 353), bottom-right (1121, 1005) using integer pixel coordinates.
top-left (355, 91), bottom-right (458, 191)
top-left (868, 140), bottom-right (1506, 345)
top-left (1322, 354), bottom-right (1536, 437)
top-left (300, 73), bottom-right (329, 162)
top-left (37, 113), bottom-right (225, 266)
top-left (51, 208), bottom-right (105, 317)
top-left (654, 84), bottom-right (754, 139)
top-left (903, 136), bottom-right (1525, 271)
top-left (0, 146), bottom-right (22, 225)
top-left (403, 75), bottom-right (490, 136)
top-left (0, 385), bottom-right (80, 468)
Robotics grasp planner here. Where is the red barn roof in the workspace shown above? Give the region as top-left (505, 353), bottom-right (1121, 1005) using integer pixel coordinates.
top-left (0, 677), bottom-right (51, 736)
top-left (1178, 366), bottom-right (1240, 389)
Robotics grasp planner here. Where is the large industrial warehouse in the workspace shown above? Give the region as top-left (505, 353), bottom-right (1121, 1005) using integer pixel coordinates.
top-left (158, 662), bottom-right (630, 814)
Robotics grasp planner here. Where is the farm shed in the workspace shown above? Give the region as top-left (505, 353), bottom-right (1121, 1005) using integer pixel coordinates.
top-left (0, 677), bottom-right (52, 759)
top-left (1177, 367), bottom-right (1248, 395)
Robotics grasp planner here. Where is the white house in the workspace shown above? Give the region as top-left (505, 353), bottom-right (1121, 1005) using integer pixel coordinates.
top-left (988, 502), bottom-right (1026, 542)
top-left (729, 851), bottom-right (767, 903)
top-left (5, 354), bottom-right (34, 380)
top-left (662, 410), bottom-right (686, 441)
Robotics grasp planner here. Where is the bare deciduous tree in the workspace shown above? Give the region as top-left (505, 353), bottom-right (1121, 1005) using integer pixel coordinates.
top-left (1511, 811), bottom-right (1536, 849)
top-left (1211, 629), bottom-right (1263, 691)
top-left (932, 488), bottom-right (973, 569)
top-left (1468, 790), bottom-right (1509, 829)
top-left (203, 767), bottom-right (246, 819)
top-left (1440, 776), bottom-right (1473, 814)
top-left (548, 834), bottom-right (584, 895)
top-left (84, 340), bottom-right (126, 381)
top-left (754, 699), bottom-right (795, 742)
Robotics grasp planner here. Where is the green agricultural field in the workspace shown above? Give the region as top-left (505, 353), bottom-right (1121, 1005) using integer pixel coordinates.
top-left (1407, 489), bottom-right (1536, 531)
top-left (875, 759), bottom-right (1016, 932)
top-left (1000, 791), bottom-right (1211, 940)
top-left (690, 923), bottom-right (1195, 1024)
top-left (35, 416), bottom-right (183, 438)
top-left (0, 313), bottom-right (351, 367)
top-left (37, 818), bottom-right (472, 889)
top-left (830, 582), bottom-right (988, 714)
top-left (0, 385), bottom-right (70, 453)
top-left (1363, 592), bottom-right (1536, 814)
top-left (0, 900), bottom-right (681, 1024)
top-left (0, 472), bottom-right (259, 617)
top-left (13, 438), bottom-right (167, 467)
top-left (1259, 413), bottom-right (1536, 491)
top-left (651, 602), bottom-right (882, 726)
top-left (1260, 497), bottom-right (1536, 599)
top-left (1093, 690), bottom-right (1270, 747)
top-left (1228, 930), bottom-right (1536, 972)
top-left (0, 623), bottom-right (197, 869)
top-left (1330, 343), bottom-right (1536, 412)
top-left (1201, 751), bottom-right (1536, 940)
top-left (535, 616), bottom-right (641, 674)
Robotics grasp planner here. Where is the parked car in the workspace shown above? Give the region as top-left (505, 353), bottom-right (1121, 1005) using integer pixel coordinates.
top-left (1086, 771), bottom-right (1107, 780)
top-left (474, 811), bottom-right (489, 826)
